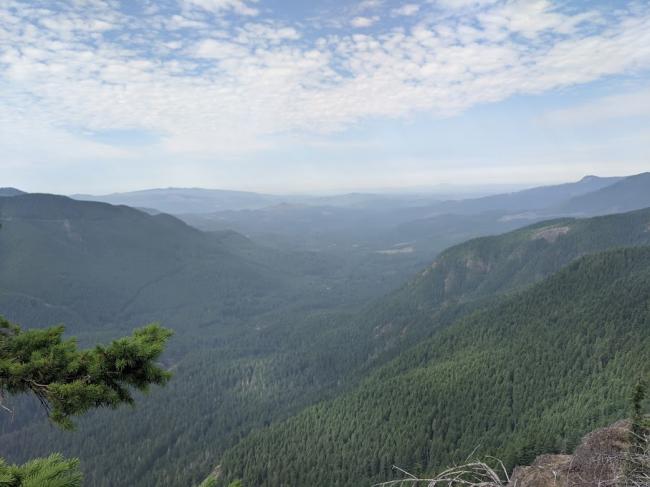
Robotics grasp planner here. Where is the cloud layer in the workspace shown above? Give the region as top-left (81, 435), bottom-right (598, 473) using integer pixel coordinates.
top-left (1, 0), bottom-right (650, 188)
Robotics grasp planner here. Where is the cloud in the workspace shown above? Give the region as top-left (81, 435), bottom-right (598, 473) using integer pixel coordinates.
top-left (234, 23), bottom-right (301, 44)
top-left (541, 87), bottom-right (650, 125)
top-left (180, 0), bottom-right (259, 16)
top-left (355, 0), bottom-right (384, 13)
top-left (478, 0), bottom-right (600, 38)
top-left (434, 0), bottom-right (499, 10)
top-left (392, 4), bottom-right (420, 16)
top-left (0, 0), bottom-right (649, 166)
top-left (350, 16), bottom-right (379, 28)
top-left (192, 38), bottom-right (249, 59)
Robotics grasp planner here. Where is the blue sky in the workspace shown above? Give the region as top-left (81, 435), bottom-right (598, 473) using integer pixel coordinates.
top-left (1, 0), bottom-right (649, 194)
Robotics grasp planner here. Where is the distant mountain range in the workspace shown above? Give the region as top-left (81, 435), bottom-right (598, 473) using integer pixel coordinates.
top-left (15, 171), bottom-right (643, 273)
top-left (72, 187), bottom-right (281, 214)
top-left (72, 188), bottom-right (445, 214)
top-left (178, 173), bottom-right (650, 258)
top-left (5, 173), bottom-right (646, 223)
top-left (69, 173), bottom-right (638, 218)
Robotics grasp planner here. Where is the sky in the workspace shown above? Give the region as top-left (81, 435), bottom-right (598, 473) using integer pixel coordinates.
top-left (1, 0), bottom-right (649, 194)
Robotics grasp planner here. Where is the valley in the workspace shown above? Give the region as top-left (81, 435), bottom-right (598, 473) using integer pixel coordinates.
top-left (1, 173), bottom-right (650, 486)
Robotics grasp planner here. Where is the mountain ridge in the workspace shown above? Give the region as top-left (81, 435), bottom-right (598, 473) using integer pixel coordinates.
top-left (72, 173), bottom-right (627, 218)
top-left (557, 172), bottom-right (650, 216)
top-left (0, 188), bottom-right (25, 197)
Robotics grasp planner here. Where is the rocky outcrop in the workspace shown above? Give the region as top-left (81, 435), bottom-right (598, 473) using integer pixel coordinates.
top-left (509, 420), bottom-right (635, 487)
top-left (509, 454), bottom-right (573, 487)
top-left (531, 225), bottom-right (571, 243)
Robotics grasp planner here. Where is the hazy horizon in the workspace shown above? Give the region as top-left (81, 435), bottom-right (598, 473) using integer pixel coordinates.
top-left (0, 172), bottom-right (636, 198)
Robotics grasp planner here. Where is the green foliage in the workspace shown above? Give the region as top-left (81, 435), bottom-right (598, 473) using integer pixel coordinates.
top-left (0, 318), bottom-right (172, 485)
top-left (197, 475), bottom-right (241, 487)
top-left (622, 381), bottom-right (650, 485)
top-left (216, 247), bottom-right (650, 486)
top-left (0, 454), bottom-right (82, 487)
top-left (631, 380), bottom-right (647, 425)
top-left (197, 477), bottom-right (217, 487)
top-left (630, 380), bottom-right (649, 450)
top-left (0, 318), bottom-right (172, 430)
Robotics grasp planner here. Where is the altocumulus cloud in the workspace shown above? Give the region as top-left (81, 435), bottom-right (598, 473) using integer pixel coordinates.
top-left (1, 0), bottom-right (650, 162)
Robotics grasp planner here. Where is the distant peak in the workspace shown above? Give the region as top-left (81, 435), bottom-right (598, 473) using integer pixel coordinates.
top-left (580, 175), bottom-right (600, 182)
top-left (0, 187), bottom-right (26, 197)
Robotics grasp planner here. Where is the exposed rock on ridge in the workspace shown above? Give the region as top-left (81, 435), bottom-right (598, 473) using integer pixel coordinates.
top-left (509, 420), bottom-right (642, 487)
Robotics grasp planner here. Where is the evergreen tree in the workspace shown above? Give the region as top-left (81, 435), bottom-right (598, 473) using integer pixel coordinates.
top-left (629, 379), bottom-right (649, 457)
top-left (631, 379), bottom-right (647, 436)
top-left (0, 454), bottom-right (82, 487)
top-left (0, 316), bottom-right (172, 485)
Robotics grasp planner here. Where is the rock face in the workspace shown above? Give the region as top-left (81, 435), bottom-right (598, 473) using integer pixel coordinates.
top-left (509, 420), bottom-right (633, 487)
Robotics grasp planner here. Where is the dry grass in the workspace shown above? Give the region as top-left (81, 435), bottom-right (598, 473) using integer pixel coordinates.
top-left (622, 430), bottom-right (650, 487)
top-left (373, 460), bottom-right (508, 487)
top-left (373, 428), bottom-right (649, 487)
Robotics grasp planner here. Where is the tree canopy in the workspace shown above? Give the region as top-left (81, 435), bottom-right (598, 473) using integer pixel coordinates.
top-left (0, 317), bottom-right (172, 484)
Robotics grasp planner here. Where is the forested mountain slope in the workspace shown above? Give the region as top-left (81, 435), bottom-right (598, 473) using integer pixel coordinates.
top-left (216, 246), bottom-right (650, 486)
top-left (404, 207), bottom-right (650, 306)
top-left (0, 193), bottom-right (299, 341)
top-left (355, 207), bottom-right (650, 357)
